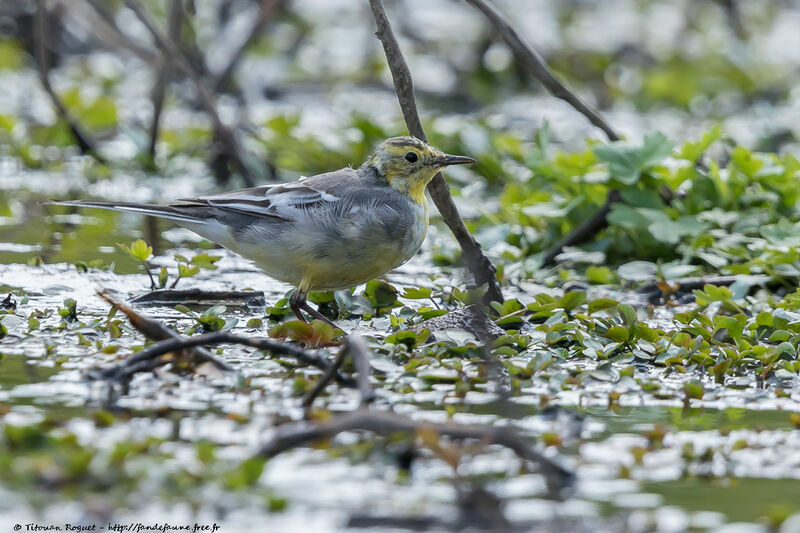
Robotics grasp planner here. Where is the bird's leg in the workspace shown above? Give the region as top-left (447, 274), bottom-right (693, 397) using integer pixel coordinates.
top-left (289, 289), bottom-right (340, 329)
top-left (299, 301), bottom-right (340, 330)
top-left (289, 289), bottom-right (308, 322)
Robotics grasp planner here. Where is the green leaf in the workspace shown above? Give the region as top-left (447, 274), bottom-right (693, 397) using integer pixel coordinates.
top-left (588, 298), bottom-right (618, 314)
top-left (594, 132), bottom-right (674, 185)
top-left (560, 291), bottom-right (587, 311)
top-left (363, 280), bottom-right (399, 309)
top-left (606, 326), bottom-right (629, 343)
top-left (401, 286), bottom-right (433, 299)
top-left (191, 253), bottom-right (222, 270)
top-left (128, 239), bottom-right (153, 262)
top-left (177, 263), bottom-right (200, 279)
top-left (684, 380), bottom-right (704, 400)
top-left (676, 125), bottom-right (723, 162)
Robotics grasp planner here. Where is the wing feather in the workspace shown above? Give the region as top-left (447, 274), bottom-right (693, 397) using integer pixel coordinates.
top-left (179, 170), bottom-right (356, 220)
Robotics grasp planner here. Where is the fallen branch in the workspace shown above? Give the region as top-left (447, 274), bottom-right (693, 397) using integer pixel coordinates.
top-left (124, 0), bottom-right (258, 187)
top-left (542, 189), bottom-right (622, 266)
top-left (131, 289), bottom-right (265, 308)
top-left (259, 408), bottom-right (573, 490)
top-left (368, 0), bottom-right (503, 305)
top-left (91, 296), bottom-right (355, 386)
top-left (97, 290), bottom-right (232, 374)
top-left (464, 0), bottom-right (620, 142)
top-left (213, 0), bottom-right (284, 92)
top-left (35, 0), bottom-right (107, 164)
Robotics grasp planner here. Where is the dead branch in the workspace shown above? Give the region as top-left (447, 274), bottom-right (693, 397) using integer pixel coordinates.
top-left (123, 0), bottom-right (258, 187)
top-left (368, 0), bottom-right (503, 305)
top-left (35, 0), bottom-right (107, 164)
top-left (91, 330), bottom-right (355, 385)
top-left (131, 289), bottom-right (266, 308)
top-left (97, 290), bottom-right (232, 374)
top-left (213, 0), bottom-right (285, 93)
top-left (147, 0), bottom-right (184, 161)
top-left (464, 0), bottom-right (620, 142)
top-left (259, 408), bottom-right (573, 491)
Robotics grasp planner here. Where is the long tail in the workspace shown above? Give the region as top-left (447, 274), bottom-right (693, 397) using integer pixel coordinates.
top-left (43, 200), bottom-right (207, 224)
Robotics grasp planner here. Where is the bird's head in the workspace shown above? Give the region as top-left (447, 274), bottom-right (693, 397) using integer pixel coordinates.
top-left (364, 136), bottom-right (476, 205)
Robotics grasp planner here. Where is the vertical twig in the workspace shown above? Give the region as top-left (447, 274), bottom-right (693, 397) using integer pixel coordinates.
top-left (35, 0), bottom-right (107, 164)
top-left (213, 0), bottom-right (285, 93)
top-left (124, 0), bottom-right (259, 187)
top-left (367, 0), bottom-right (503, 305)
top-left (148, 0), bottom-right (184, 162)
top-left (302, 335), bottom-right (375, 411)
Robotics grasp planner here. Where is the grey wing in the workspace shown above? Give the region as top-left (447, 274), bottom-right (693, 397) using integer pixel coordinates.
top-left (179, 168), bottom-right (360, 221)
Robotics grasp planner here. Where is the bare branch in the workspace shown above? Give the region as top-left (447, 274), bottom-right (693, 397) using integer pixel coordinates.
top-left (35, 0), bottom-right (107, 164)
top-left (97, 290), bottom-right (232, 374)
top-left (124, 0), bottom-right (258, 187)
top-left (259, 408), bottom-right (573, 490)
top-left (464, 0), bottom-right (620, 142)
top-left (367, 0), bottom-right (503, 305)
top-left (213, 0), bottom-right (285, 93)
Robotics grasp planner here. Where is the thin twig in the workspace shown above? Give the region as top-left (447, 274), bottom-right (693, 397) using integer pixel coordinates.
top-left (368, 0), bottom-right (503, 305)
top-left (259, 408), bottom-right (573, 490)
top-left (213, 0), bottom-right (284, 93)
top-left (147, 0), bottom-right (184, 161)
top-left (35, 0), bottom-right (107, 164)
top-left (347, 335), bottom-right (376, 405)
top-left (464, 0), bottom-right (620, 142)
top-left (79, 0), bottom-right (158, 62)
top-left (123, 0), bottom-right (258, 187)
top-left (302, 344), bottom-right (348, 409)
top-left (302, 334), bottom-right (375, 410)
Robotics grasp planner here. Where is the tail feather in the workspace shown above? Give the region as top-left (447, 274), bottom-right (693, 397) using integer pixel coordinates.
top-left (43, 200), bottom-right (207, 224)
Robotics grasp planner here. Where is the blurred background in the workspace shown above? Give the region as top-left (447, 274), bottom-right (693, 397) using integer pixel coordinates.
top-left (2, 0), bottom-right (800, 270)
top-left (4, 2), bottom-right (800, 531)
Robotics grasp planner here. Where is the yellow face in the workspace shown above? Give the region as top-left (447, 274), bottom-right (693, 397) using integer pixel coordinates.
top-left (366, 137), bottom-right (476, 205)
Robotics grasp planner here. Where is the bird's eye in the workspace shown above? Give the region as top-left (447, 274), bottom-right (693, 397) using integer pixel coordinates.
top-left (404, 152), bottom-right (418, 163)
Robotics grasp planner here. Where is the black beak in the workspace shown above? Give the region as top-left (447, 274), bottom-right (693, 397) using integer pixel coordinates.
top-left (435, 154), bottom-right (478, 167)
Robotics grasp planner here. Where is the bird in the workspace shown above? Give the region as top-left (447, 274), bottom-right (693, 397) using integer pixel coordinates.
top-left (46, 136), bottom-right (477, 326)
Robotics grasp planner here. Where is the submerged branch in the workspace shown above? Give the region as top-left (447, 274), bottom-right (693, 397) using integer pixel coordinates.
top-left (368, 0), bottom-right (503, 305)
top-left (259, 408), bottom-right (573, 491)
top-left (91, 330), bottom-right (355, 385)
